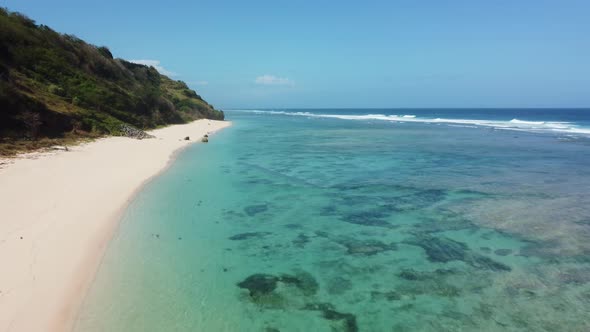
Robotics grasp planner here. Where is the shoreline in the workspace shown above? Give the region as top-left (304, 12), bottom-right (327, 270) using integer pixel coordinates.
top-left (0, 119), bottom-right (231, 332)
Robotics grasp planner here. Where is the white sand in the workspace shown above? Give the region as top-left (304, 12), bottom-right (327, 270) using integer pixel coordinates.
top-left (0, 119), bottom-right (231, 332)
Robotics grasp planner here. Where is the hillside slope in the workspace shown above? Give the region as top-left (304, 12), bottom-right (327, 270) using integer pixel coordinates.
top-left (0, 8), bottom-right (223, 154)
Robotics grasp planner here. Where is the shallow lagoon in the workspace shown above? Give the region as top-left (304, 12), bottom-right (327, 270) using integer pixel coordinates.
top-left (76, 110), bottom-right (590, 331)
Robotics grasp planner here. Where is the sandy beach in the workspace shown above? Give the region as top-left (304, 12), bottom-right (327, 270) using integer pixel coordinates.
top-left (0, 119), bottom-right (230, 332)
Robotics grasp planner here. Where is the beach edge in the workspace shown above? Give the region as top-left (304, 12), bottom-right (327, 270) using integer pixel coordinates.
top-left (0, 119), bottom-right (232, 332)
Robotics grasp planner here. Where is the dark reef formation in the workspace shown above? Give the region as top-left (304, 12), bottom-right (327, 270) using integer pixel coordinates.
top-left (229, 232), bottom-right (271, 241)
top-left (405, 235), bottom-right (511, 272)
top-left (237, 271), bottom-right (358, 332)
top-left (303, 302), bottom-right (358, 332)
top-left (238, 274), bottom-right (279, 298)
top-left (313, 232), bottom-right (397, 257)
top-left (244, 204), bottom-right (268, 216)
top-left (340, 210), bottom-right (394, 228)
top-left (237, 270), bottom-right (319, 300)
top-left (340, 238), bottom-right (397, 256)
top-left (292, 233), bottom-right (311, 248)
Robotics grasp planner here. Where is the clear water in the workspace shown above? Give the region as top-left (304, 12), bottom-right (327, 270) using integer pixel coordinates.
top-left (76, 109), bottom-right (590, 331)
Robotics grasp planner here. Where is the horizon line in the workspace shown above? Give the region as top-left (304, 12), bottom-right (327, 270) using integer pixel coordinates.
top-left (224, 107), bottom-right (590, 110)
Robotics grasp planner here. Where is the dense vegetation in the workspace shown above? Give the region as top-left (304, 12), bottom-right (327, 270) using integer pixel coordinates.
top-left (0, 8), bottom-right (223, 154)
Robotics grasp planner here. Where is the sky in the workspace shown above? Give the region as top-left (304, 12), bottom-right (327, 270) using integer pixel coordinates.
top-left (3, 0), bottom-right (590, 109)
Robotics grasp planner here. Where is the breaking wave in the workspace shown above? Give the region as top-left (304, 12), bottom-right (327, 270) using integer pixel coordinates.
top-left (242, 110), bottom-right (590, 135)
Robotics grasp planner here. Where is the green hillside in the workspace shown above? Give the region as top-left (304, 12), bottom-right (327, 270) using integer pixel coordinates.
top-left (0, 8), bottom-right (224, 155)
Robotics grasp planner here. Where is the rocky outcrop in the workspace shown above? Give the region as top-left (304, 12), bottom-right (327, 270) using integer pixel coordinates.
top-left (119, 124), bottom-right (155, 139)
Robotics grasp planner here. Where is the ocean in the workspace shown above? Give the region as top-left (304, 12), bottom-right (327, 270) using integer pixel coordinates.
top-left (75, 109), bottom-right (590, 331)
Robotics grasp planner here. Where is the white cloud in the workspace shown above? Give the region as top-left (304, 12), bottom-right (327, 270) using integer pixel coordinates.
top-left (255, 74), bottom-right (294, 86)
top-left (129, 59), bottom-right (177, 77)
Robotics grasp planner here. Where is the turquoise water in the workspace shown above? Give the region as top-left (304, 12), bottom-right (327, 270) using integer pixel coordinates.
top-left (76, 110), bottom-right (590, 331)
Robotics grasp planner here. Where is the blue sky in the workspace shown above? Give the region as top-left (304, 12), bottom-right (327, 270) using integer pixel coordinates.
top-left (3, 0), bottom-right (590, 108)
